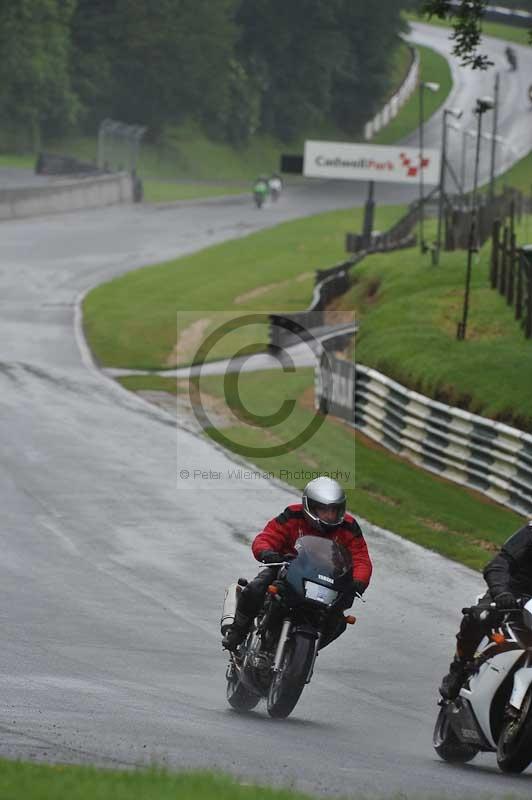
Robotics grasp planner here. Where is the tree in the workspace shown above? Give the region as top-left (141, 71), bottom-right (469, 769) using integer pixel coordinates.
top-left (422, 0), bottom-right (531, 69)
top-left (235, 0), bottom-right (408, 142)
top-left (0, 0), bottom-right (79, 149)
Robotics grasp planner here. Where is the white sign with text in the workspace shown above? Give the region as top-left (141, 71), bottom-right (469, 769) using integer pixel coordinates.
top-left (303, 140), bottom-right (441, 185)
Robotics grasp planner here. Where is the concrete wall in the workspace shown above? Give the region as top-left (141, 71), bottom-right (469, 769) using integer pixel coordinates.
top-left (0, 172), bottom-right (134, 220)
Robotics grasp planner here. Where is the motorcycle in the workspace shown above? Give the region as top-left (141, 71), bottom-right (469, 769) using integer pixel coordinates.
top-left (253, 179), bottom-right (269, 209)
top-left (221, 535), bottom-right (359, 719)
top-left (268, 175), bottom-right (283, 202)
top-left (433, 598), bottom-right (532, 773)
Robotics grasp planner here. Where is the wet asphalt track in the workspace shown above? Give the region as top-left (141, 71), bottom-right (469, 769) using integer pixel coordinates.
top-left (1, 22), bottom-right (532, 799)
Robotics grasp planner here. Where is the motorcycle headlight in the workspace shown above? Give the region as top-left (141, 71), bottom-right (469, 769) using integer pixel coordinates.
top-left (304, 580), bottom-right (338, 606)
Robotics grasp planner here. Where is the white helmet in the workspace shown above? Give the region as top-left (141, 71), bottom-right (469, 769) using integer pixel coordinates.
top-left (302, 477), bottom-right (346, 534)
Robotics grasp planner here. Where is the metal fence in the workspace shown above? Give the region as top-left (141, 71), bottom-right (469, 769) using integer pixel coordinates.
top-left (346, 201), bottom-right (419, 254)
top-left (444, 187), bottom-right (525, 251)
top-left (97, 119), bottom-right (147, 173)
top-left (315, 355), bottom-right (532, 517)
top-left (490, 217), bottom-right (532, 338)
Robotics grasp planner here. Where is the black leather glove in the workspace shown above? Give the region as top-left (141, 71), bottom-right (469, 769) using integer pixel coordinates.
top-left (259, 550), bottom-right (282, 564)
top-left (352, 580), bottom-right (367, 596)
top-left (341, 580), bottom-right (367, 609)
top-left (494, 591), bottom-right (517, 609)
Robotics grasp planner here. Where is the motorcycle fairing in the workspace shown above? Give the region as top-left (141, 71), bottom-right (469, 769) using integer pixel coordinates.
top-left (464, 649), bottom-right (523, 748)
top-left (286, 536), bottom-right (352, 604)
top-left (509, 665), bottom-right (532, 711)
top-left (448, 698), bottom-right (492, 749)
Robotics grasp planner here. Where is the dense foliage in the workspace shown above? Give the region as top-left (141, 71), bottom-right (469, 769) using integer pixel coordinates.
top-left (421, 0), bottom-right (532, 68)
top-left (1, 0), bottom-right (413, 149)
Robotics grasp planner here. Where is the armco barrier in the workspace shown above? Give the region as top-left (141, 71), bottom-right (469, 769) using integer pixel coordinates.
top-left (315, 354), bottom-right (532, 517)
top-left (269, 201), bottom-right (420, 350)
top-left (0, 172), bottom-right (135, 220)
top-left (269, 259), bottom-right (356, 350)
top-left (364, 44), bottom-right (419, 141)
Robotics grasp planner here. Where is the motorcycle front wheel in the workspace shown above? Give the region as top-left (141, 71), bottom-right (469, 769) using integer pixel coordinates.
top-left (266, 632), bottom-right (315, 719)
top-left (433, 706), bottom-right (479, 763)
top-left (497, 689), bottom-right (532, 773)
top-left (226, 661), bottom-right (260, 713)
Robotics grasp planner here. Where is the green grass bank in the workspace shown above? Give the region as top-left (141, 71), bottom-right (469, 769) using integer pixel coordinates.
top-left (0, 764), bottom-right (334, 800)
top-left (85, 194), bottom-right (531, 568)
top-left (371, 44), bottom-right (452, 145)
top-left (120, 363), bottom-right (521, 571)
top-left (83, 205), bottom-right (405, 369)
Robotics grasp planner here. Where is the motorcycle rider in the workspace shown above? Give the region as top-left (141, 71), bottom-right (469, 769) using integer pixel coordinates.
top-left (439, 520), bottom-right (532, 700)
top-left (505, 45), bottom-right (517, 72)
top-left (222, 476), bottom-right (372, 651)
top-left (253, 175), bottom-right (269, 207)
top-left (268, 173), bottom-right (283, 201)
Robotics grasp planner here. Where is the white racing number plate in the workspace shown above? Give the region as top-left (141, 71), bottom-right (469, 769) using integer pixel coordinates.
top-left (304, 580), bottom-right (338, 606)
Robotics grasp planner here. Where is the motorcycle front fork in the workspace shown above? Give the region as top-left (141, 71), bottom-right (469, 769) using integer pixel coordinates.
top-left (272, 618), bottom-right (321, 684)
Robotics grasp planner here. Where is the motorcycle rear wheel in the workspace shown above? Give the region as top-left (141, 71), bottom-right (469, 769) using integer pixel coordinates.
top-left (497, 689), bottom-right (532, 773)
top-left (266, 633), bottom-right (315, 719)
top-left (433, 706), bottom-right (479, 763)
top-left (226, 662), bottom-right (260, 713)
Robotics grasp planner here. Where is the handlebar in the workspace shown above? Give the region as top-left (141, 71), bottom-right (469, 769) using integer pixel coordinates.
top-left (461, 599), bottom-right (524, 616)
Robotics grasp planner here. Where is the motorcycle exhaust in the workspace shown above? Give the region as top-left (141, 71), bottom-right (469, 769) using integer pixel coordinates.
top-left (221, 582), bottom-right (243, 635)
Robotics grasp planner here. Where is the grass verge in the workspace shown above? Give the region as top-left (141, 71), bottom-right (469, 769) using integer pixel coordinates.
top-left (123, 364), bottom-right (522, 571)
top-left (336, 212), bottom-right (532, 430)
top-left (0, 763), bottom-right (337, 800)
top-left (83, 205), bottom-right (405, 369)
top-left (142, 180), bottom-right (247, 203)
top-left (371, 44), bottom-right (453, 145)
top-left (494, 149), bottom-right (532, 195)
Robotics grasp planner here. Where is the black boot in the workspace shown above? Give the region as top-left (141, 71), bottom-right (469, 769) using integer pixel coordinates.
top-left (439, 656), bottom-right (468, 700)
top-left (222, 610), bottom-right (251, 651)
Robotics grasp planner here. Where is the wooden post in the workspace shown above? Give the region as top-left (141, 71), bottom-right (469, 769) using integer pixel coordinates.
top-left (526, 259), bottom-right (532, 339)
top-left (490, 219), bottom-right (500, 289)
top-left (516, 249), bottom-right (523, 320)
top-left (500, 225), bottom-right (508, 295)
top-left (507, 231), bottom-right (516, 305)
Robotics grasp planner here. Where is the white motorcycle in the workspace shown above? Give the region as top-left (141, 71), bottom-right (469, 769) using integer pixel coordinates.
top-left (433, 598), bottom-right (532, 773)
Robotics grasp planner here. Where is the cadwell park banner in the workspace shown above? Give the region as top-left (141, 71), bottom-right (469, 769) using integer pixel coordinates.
top-left (303, 140), bottom-right (441, 185)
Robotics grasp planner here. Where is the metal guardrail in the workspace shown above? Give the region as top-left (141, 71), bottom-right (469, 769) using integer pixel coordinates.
top-left (364, 43), bottom-right (420, 141)
top-left (315, 354), bottom-right (532, 517)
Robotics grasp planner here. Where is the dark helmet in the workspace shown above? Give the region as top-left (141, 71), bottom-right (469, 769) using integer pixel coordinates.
top-left (302, 476), bottom-right (346, 534)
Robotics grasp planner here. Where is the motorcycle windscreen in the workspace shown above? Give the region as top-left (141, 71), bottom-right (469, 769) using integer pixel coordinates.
top-left (290, 535), bottom-right (352, 586)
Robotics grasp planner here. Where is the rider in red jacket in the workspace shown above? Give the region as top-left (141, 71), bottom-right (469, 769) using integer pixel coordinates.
top-left (223, 476), bottom-right (372, 650)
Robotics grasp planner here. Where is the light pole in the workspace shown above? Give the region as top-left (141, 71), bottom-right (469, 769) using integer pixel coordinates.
top-left (418, 80), bottom-right (440, 253)
top-left (435, 107), bottom-right (462, 265)
top-left (488, 72), bottom-right (500, 202)
top-left (457, 96), bottom-right (495, 341)
top-left (459, 128), bottom-right (477, 199)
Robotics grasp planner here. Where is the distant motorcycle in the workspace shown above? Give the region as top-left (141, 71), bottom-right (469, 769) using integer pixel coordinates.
top-left (221, 536), bottom-right (359, 719)
top-left (433, 598), bottom-right (532, 773)
top-left (268, 174), bottom-right (283, 202)
top-left (253, 178), bottom-right (269, 209)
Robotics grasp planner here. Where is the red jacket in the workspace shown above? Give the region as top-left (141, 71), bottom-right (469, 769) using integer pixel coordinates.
top-left (252, 504), bottom-right (372, 587)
